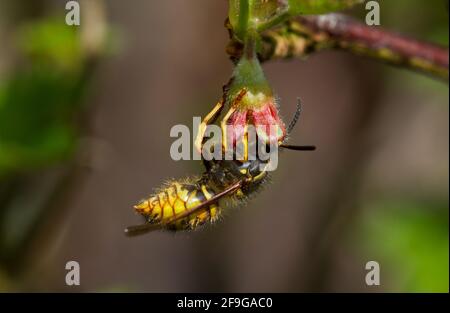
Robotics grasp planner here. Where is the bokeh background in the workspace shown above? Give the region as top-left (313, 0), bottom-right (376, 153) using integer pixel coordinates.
top-left (0, 0), bottom-right (448, 292)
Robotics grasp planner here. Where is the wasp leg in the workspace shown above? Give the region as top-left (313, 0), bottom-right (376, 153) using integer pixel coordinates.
top-left (220, 106), bottom-right (237, 155)
top-left (221, 88), bottom-right (248, 156)
top-left (242, 125), bottom-right (249, 161)
top-left (194, 100), bottom-right (225, 153)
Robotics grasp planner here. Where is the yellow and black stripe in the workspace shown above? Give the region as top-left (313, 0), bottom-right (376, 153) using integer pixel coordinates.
top-left (134, 180), bottom-right (220, 231)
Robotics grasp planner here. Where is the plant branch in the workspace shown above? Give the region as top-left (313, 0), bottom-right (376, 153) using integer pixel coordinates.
top-left (227, 13), bottom-right (449, 81)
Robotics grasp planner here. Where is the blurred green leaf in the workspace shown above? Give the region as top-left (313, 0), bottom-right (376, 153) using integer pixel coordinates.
top-left (359, 199), bottom-right (449, 292)
top-left (0, 69), bottom-right (81, 176)
top-left (0, 19), bottom-right (88, 177)
top-left (17, 18), bottom-right (84, 71)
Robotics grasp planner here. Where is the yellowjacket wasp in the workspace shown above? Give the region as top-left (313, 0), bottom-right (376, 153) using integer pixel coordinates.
top-left (125, 93), bottom-right (315, 236)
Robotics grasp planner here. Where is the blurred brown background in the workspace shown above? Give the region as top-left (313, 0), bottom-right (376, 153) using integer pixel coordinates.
top-left (0, 0), bottom-right (448, 292)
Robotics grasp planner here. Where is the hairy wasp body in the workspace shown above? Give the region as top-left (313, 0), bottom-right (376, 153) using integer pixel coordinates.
top-left (130, 158), bottom-right (269, 233)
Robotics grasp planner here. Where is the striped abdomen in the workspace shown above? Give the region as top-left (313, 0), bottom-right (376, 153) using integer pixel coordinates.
top-left (133, 180), bottom-right (220, 231)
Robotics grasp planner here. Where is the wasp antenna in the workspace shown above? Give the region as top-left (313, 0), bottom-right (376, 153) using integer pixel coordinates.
top-left (280, 144), bottom-right (316, 151)
top-left (124, 223), bottom-right (162, 237)
top-left (287, 98), bottom-right (302, 135)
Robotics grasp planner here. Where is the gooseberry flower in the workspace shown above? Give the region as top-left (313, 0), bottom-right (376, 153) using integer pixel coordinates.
top-left (223, 56), bottom-right (286, 152)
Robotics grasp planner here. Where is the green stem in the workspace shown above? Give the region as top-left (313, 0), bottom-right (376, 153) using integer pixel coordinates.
top-left (243, 30), bottom-right (257, 60)
top-left (257, 9), bottom-right (290, 33)
top-left (236, 0), bottom-right (250, 40)
top-left (228, 14), bottom-right (449, 81)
